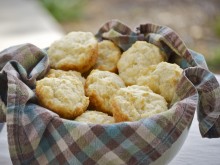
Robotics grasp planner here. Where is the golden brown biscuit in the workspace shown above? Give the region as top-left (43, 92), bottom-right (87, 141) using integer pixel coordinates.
top-left (75, 110), bottom-right (115, 124)
top-left (137, 62), bottom-right (183, 103)
top-left (117, 41), bottom-right (165, 85)
top-left (46, 69), bottom-right (85, 85)
top-left (36, 77), bottom-right (89, 119)
top-left (47, 31), bottom-right (98, 73)
top-left (110, 85), bottom-right (168, 122)
top-left (94, 40), bottom-right (121, 72)
top-left (85, 69), bottom-right (125, 115)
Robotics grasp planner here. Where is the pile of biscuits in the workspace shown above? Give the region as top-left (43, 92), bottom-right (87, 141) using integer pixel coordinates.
top-left (35, 31), bottom-right (183, 124)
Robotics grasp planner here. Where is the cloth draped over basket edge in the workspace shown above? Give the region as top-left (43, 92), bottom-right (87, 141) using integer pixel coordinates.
top-left (0, 20), bottom-right (219, 165)
top-left (95, 20), bottom-right (220, 138)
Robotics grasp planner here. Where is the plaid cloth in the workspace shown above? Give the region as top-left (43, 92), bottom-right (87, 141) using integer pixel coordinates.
top-left (0, 20), bottom-right (219, 165)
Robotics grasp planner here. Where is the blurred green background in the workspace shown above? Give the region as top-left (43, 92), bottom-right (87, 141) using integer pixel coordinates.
top-left (39, 0), bottom-right (86, 22)
top-left (39, 0), bottom-right (220, 73)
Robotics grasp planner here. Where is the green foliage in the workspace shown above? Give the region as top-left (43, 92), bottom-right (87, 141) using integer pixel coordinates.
top-left (214, 16), bottom-right (220, 38)
top-left (207, 48), bottom-right (220, 73)
top-left (39, 0), bottom-right (86, 22)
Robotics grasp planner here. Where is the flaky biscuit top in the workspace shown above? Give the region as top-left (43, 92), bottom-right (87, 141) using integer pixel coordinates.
top-left (111, 85), bottom-right (168, 122)
top-left (47, 31), bottom-right (98, 73)
top-left (36, 77), bottom-right (89, 119)
top-left (137, 62), bottom-right (183, 103)
top-left (75, 110), bottom-right (115, 124)
top-left (85, 70), bottom-right (125, 115)
top-left (117, 41), bottom-right (165, 85)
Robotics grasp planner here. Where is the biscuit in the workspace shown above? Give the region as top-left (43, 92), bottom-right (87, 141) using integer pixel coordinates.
top-left (75, 110), bottom-right (115, 124)
top-left (110, 85), bottom-right (168, 122)
top-left (47, 31), bottom-right (98, 73)
top-left (137, 62), bottom-right (183, 103)
top-left (94, 40), bottom-right (121, 72)
top-left (36, 77), bottom-right (89, 119)
top-left (117, 41), bottom-right (165, 85)
top-left (46, 69), bottom-right (85, 85)
top-left (85, 69), bottom-right (125, 115)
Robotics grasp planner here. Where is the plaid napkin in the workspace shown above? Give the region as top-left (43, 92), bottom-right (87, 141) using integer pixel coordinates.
top-left (0, 20), bottom-right (219, 165)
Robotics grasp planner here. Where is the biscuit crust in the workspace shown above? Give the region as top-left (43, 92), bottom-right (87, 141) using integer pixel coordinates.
top-left (94, 40), bottom-right (121, 72)
top-left (137, 62), bottom-right (183, 103)
top-left (85, 70), bottom-right (125, 115)
top-left (47, 31), bottom-right (98, 73)
top-left (46, 69), bottom-right (85, 85)
top-left (117, 41), bottom-right (165, 85)
top-left (36, 77), bottom-right (89, 119)
top-left (111, 85), bottom-right (168, 122)
top-left (75, 110), bottom-right (115, 124)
